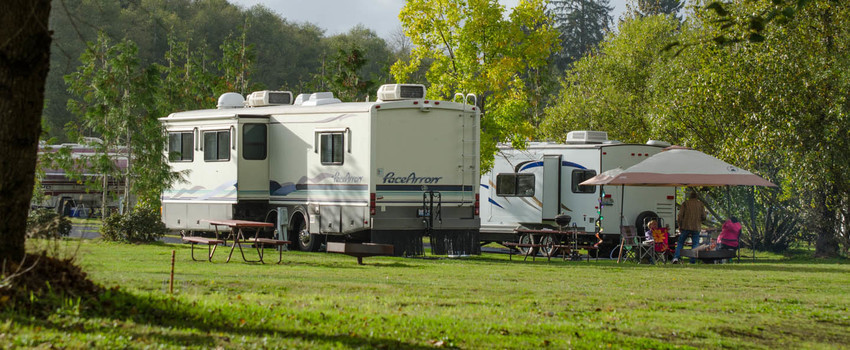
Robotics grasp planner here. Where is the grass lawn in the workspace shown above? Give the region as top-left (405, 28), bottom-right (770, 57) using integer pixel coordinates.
top-left (3, 240), bottom-right (849, 349)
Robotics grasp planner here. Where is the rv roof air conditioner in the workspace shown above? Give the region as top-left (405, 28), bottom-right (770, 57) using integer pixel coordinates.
top-left (646, 140), bottom-right (671, 147)
top-left (294, 92), bottom-right (342, 106)
top-left (217, 92), bottom-right (245, 109)
top-left (246, 90), bottom-right (293, 107)
top-left (566, 130), bottom-right (608, 144)
top-left (376, 84), bottom-right (426, 101)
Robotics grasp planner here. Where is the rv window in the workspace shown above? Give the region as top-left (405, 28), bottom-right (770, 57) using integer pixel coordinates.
top-left (168, 132), bottom-right (193, 162)
top-left (203, 130), bottom-right (231, 161)
top-left (496, 173), bottom-right (535, 197)
top-left (242, 124), bottom-right (267, 160)
top-left (320, 132), bottom-right (344, 165)
top-left (571, 169), bottom-right (597, 193)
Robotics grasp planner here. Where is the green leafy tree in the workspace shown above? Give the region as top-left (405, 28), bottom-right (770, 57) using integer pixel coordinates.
top-left (545, 1), bottom-right (850, 256)
top-left (159, 34), bottom-right (218, 113)
top-left (550, 0), bottom-right (613, 69)
top-left (65, 33), bottom-right (176, 214)
top-left (324, 25), bottom-right (395, 88)
top-left (393, 0), bottom-right (559, 171)
top-left (218, 20), bottom-right (257, 96)
top-left (320, 47), bottom-right (375, 102)
top-left (635, 0), bottom-right (683, 17)
top-left (542, 14), bottom-right (680, 142)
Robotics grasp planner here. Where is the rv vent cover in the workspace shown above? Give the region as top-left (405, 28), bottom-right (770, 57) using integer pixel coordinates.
top-left (294, 92), bottom-right (342, 106)
top-left (246, 90), bottom-right (293, 107)
top-left (566, 130), bottom-right (608, 144)
top-left (217, 92), bottom-right (245, 109)
top-left (376, 84), bottom-right (426, 101)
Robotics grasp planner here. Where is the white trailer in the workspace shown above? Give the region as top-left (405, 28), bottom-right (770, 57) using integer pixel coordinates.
top-left (160, 84), bottom-right (480, 256)
top-left (479, 131), bottom-right (676, 255)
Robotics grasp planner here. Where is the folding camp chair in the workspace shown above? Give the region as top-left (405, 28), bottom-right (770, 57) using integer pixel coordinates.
top-left (617, 225), bottom-right (639, 263)
top-left (649, 227), bottom-right (671, 264)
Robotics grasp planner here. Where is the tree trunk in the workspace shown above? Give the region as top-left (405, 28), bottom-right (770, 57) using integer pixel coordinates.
top-left (814, 191), bottom-right (840, 258)
top-left (0, 0), bottom-right (52, 262)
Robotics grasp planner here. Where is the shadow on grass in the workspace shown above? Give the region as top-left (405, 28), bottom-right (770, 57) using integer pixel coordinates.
top-left (695, 262), bottom-right (848, 274)
top-left (7, 287), bottom-right (433, 349)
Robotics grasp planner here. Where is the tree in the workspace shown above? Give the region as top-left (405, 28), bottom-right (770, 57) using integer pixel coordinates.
top-left (0, 0), bottom-right (52, 262)
top-left (393, 0), bottom-right (559, 171)
top-left (319, 47), bottom-right (375, 102)
top-left (541, 14), bottom-right (680, 142)
top-left (545, 1), bottom-right (850, 256)
top-left (550, 0), bottom-right (613, 69)
top-left (635, 0), bottom-right (683, 17)
top-left (65, 33), bottom-right (175, 214)
top-left (323, 25), bottom-right (394, 88)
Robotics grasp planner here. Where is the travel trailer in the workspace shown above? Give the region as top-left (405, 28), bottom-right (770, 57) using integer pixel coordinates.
top-left (160, 84), bottom-right (480, 256)
top-left (479, 131), bottom-right (676, 255)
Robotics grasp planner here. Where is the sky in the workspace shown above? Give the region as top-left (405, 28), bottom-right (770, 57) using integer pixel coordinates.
top-left (229, 0), bottom-right (630, 40)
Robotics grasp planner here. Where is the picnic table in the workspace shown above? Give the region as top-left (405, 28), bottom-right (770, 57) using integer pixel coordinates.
top-left (503, 227), bottom-right (598, 262)
top-left (205, 219), bottom-right (291, 264)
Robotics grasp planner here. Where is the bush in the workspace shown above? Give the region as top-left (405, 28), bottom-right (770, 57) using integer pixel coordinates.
top-left (26, 208), bottom-right (72, 239)
top-left (100, 208), bottom-right (167, 243)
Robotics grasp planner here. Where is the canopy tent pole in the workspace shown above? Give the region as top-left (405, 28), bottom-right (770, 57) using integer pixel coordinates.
top-left (750, 185), bottom-right (756, 262)
top-left (616, 185), bottom-right (625, 263)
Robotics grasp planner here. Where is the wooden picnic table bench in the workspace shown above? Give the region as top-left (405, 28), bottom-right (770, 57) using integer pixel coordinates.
top-left (204, 219), bottom-right (291, 264)
top-left (505, 227), bottom-right (598, 262)
top-left (326, 242), bottom-right (394, 265)
top-left (502, 241), bottom-right (547, 261)
top-left (181, 233), bottom-right (226, 262)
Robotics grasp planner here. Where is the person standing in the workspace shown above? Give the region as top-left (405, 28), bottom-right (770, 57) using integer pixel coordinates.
top-left (673, 190), bottom-right (706, 264)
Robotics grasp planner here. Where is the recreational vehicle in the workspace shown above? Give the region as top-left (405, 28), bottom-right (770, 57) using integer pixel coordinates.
top-left (160, 84), bottom-right (480, 256)
top-left (35, 139), bottom-right (128, 217)
top-left (479, 131), bottom-right (676, 256)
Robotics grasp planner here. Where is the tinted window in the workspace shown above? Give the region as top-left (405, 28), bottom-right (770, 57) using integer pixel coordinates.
top-left (242, 124), bottom-right (267, 160)
top-left (496, 173), bottom-right (535, 197)
top-left (168, 132), bottom-right (193, 162)
top-left (320, 133), bottom-right (344, 165)
top-left (571, 169), bottom-right (597, 193)
top-left (203, 130), bottom-right (230, 161)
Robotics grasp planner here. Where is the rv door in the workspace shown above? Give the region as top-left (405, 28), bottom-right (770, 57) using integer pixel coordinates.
top-left (542, 155), bottom-right (561, 220)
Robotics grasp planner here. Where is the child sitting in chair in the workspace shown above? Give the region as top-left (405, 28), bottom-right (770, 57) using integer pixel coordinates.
top-left (644, 219), bottom-right (658, 241)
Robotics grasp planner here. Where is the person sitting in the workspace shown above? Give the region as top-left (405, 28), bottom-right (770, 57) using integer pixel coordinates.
top-left (715, 216), bottom-right (742, 263)
top-left (644, 219), bottom-right (658, 241)
top-left (716, 216), bottom-right (741, 250)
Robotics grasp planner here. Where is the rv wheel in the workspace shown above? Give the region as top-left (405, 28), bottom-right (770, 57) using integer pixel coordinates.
top-left (634, 211), bottom-right (659, 231)
top-left (297, 226), bottom-right (323, 252)
top-left (290, 216), bottom-right (322, 252)
top-left (539, 235), bottom-right (558, 257)
top-left (518, 234), bottom-right (539, 256)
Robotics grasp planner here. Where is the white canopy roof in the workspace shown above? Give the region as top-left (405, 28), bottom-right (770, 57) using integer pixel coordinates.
top-left (581, 146), bottom-right (776, 187)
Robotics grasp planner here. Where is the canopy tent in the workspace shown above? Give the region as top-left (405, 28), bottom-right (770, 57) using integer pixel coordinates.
top-left (579, 146), bottom-right (776, 262)
top-left (580, 146), bottom-right (776, 187)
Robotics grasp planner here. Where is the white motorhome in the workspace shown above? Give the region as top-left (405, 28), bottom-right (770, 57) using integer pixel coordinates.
top-left (479, 131), bottom-right (676, 255)
top-left (160, 84), bottom-right (480, 256)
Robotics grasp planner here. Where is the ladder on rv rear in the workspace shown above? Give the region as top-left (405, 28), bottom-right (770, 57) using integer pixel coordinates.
top-left (454, 93), bottom-right (478, 206)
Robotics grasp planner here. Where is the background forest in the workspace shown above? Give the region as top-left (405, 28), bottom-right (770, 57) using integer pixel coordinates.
top-left (39, 0), bottom-right (849, 258)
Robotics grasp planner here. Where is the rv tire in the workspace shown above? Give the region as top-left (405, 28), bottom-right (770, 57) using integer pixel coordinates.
top-left (289, 214), bottom-right (321, 252)
top-left (539, 235), bottom-right (558, 257)
top-left (295, 222), bottom-right (322, 252)
top-left (635, 211), bottom-right (659, 231)
top-left (518, 234), bottom-right (538, 256)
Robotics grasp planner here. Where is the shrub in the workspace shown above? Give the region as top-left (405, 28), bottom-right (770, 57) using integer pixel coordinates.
top-left (100, 208), bottom-right (167, 243)
top-left (26, 208), bottom-right (72, 239)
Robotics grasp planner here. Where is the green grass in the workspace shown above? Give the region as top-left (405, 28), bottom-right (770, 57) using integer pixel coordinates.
top-left (3, 240), bottom-right (849, 349)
